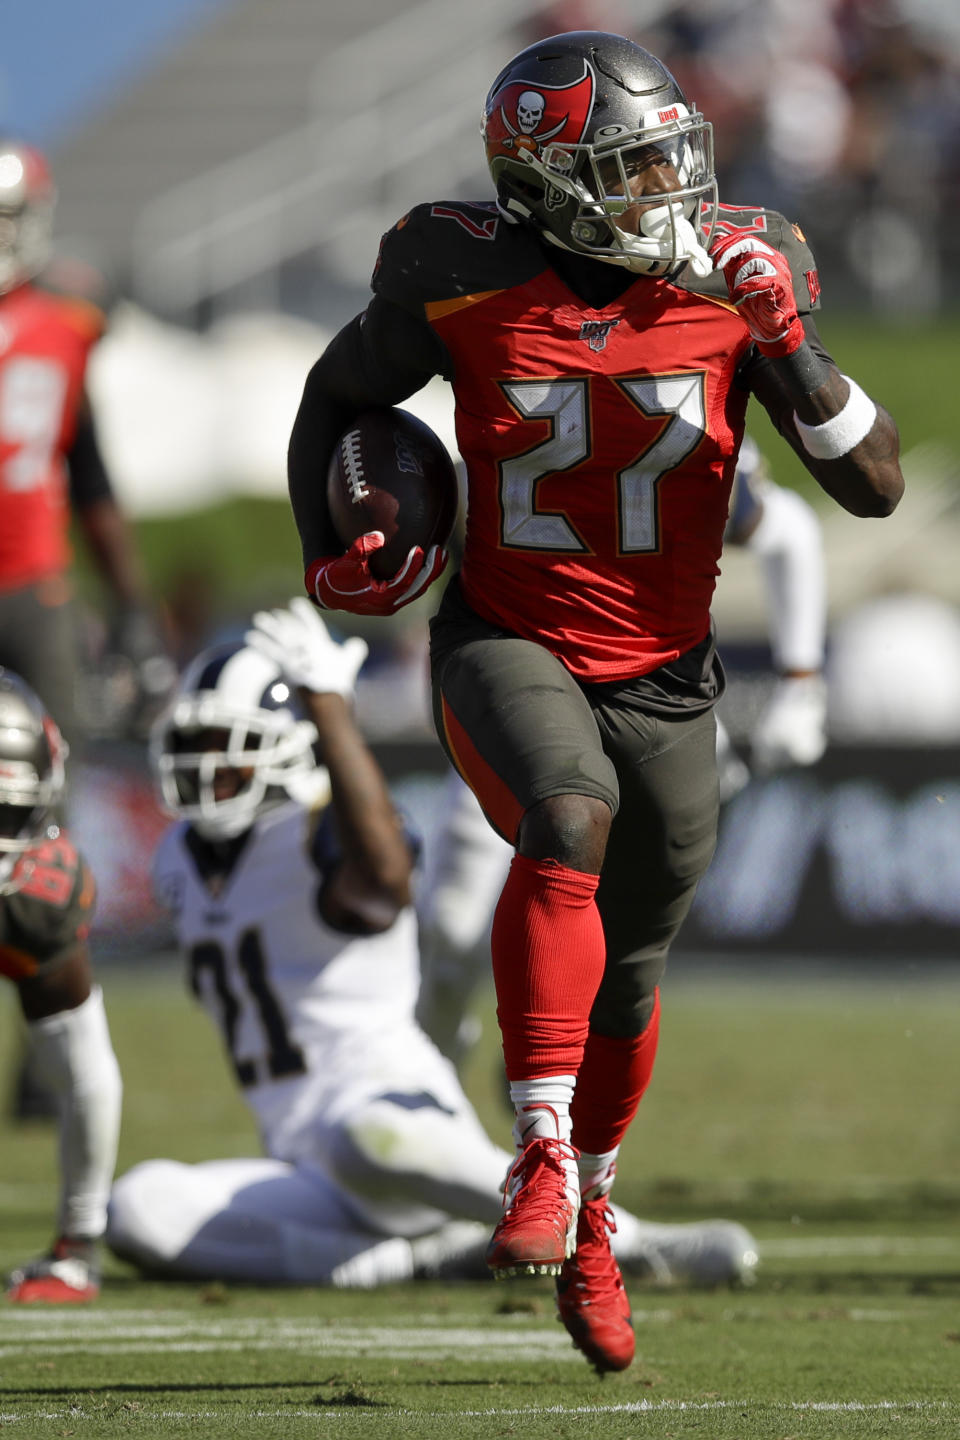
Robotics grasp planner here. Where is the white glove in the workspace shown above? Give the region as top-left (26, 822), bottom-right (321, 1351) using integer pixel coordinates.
top-left (715, 714), bottom-right (751, 805)
top-left (750, 675), bottom-right (827, 775)
top-left (245, 597), bottom-right (368, 698)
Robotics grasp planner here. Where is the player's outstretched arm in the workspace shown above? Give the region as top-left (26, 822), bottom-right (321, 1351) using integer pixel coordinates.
top-left (245, 599), bottom-right (413, 930)
top-left (712, 230), bottom-right (904, 519)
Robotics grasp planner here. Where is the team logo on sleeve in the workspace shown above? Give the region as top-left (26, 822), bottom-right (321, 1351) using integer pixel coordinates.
top-left (484, 66), bottom-right (596, 159)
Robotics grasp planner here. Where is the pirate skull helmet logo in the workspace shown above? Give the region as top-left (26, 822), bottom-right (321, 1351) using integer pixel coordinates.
top-left (515, 91), bottom-right (545, 134)
top-left (498, 85), bottom-right (577, 148)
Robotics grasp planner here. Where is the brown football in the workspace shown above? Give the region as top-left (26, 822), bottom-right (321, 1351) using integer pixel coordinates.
top-left (326, 407), bottom-right (460, 582)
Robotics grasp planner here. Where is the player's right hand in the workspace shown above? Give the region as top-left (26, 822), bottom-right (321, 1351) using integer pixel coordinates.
top-left (246, 597), bottom-right (368, 699)
top-left (305, 533), bottom-right (447, 616)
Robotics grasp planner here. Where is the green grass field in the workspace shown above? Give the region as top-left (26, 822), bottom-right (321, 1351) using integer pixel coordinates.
top-left (2, 965), bottom-right (959, 1438)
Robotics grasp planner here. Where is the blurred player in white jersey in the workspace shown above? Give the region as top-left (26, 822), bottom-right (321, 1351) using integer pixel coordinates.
top-left (106, 600), bottom-right (756, 1292)
top-left (717, 434), bottom-right (827, 799)
top-left (417, 438), bottom-right (827, 1067)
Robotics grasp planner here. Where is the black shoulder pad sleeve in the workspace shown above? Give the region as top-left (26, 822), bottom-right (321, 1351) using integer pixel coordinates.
top-left (681, 203), bottom-right (823, 316)
top-left (372, 201), bottom-right (546, 315)
top-left (764, 210), bottom-right (822, 316)
top-left (310, 299), bottom-right (449, 404)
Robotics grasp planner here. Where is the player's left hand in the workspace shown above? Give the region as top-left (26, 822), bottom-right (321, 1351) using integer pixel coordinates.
top-left (105, 604), bottom-right (178, 737)
top-left (751, 674), bottom-right (827, 775)
top-left (711, 229), bottom-right (805, 357)
top-left (245, 596), bottom-right (369, 698)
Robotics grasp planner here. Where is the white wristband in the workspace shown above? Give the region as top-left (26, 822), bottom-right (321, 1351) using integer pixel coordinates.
top-left (793, 377), bottom-right (876, 460)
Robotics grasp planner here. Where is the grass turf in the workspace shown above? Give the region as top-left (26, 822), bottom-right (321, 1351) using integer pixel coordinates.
top-left (2, 967), bottom-right (959, 1438)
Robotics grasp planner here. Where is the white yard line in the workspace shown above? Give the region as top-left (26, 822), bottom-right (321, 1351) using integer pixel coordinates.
top-left (0, 1400), bottom-right (955, 1423)
top-left (0, 1305), bottom-right (934, 1360)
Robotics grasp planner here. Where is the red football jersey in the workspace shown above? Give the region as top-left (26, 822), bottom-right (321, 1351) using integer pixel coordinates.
top-left (375, 201), bottom-right (819, 681)
top-left (0, 283), bottom-right (103, 590)
top-left (0, 828), bottom-right (96, 980)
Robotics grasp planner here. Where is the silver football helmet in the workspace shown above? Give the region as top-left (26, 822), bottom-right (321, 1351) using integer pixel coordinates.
top-left (150, 642), bottom-right (320, 841)
top-left (483, 31), bottom-right (716, 276)
top-left (0, 139), bottom-right (55, 295)
top-left (0, 670), bottom-right (66, 892)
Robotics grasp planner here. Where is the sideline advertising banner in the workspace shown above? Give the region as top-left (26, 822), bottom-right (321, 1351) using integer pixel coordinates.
top-left (72, 740), bottom-right (960, 964)
top-left (682, 746), bottom-right (960, 959)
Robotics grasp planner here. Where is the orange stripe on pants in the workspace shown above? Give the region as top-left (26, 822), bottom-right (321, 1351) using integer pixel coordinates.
top-left (439, 694), bottom-right (524, 844)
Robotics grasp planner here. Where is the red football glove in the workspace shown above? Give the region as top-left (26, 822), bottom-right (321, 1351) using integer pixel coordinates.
top-left (305, 531), bottom-right (448, 616)
top-left (711, 229), bottom-right (805, 357)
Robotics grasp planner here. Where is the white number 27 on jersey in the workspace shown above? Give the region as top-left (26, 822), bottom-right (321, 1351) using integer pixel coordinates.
top-left (498, 372), bottom-right (706, 553)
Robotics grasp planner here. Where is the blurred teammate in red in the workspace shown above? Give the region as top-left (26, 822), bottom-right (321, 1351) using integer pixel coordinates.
top-left (285, 32), bottom-right (903, 1373)
top-left (0, 137), bottom-right (171, 1122)
top-left (0, 137), bottom-right (169, 755)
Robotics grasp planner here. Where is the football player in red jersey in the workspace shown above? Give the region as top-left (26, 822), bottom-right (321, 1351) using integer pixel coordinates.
top-left (286, 33), bottom-right (903, 1373)
top-left (0, 137), bottom-right (172, 1123)
top-left (0, 670), bottom-right (122, 1303)
top-left (0, 137), bottom-right (172, 757)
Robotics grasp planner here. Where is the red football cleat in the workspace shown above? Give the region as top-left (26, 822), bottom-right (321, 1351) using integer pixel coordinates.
top-left (556, 1197), bottom-right (635, 1373)
top-left (7, 1237), bottom-right (100, 1304)
top-left (486, 1136), bottom-right (579, 1277)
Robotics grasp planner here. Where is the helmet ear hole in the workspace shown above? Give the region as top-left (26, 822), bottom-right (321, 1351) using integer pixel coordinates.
top-left (509, 175), bottom-right (545, 204)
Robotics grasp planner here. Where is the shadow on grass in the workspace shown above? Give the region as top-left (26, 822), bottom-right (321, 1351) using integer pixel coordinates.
top-left (0, 1383), bottom-right (323, 1398)
top-left (1, 1375), bottom-right (560, 1401)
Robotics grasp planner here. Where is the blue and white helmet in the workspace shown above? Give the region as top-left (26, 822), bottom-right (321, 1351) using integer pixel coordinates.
top-left (150, 641), bottom-right (322, 840)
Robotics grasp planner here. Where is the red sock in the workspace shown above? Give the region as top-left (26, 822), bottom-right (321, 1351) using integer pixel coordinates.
top-left (570, 989), bottom-right (661, 1155)
top-left (491, 853), bottom-right (605, 1081)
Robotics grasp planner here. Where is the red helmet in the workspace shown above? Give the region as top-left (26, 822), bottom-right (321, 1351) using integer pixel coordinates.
top-left (0, 139), bottom-right (56, 294)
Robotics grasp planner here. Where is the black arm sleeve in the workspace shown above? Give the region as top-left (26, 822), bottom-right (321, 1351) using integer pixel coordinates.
top-left (66, 407), bottom-right (115, 510)
top-left (287, 295), bottom-right (451, 567)
top-left (736, 315), bottom-right (837, 439)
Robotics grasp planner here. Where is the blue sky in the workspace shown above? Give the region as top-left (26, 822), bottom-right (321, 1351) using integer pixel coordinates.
top-left (1, 0), bottom-right (234, 145)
